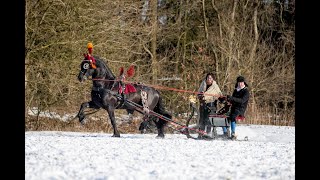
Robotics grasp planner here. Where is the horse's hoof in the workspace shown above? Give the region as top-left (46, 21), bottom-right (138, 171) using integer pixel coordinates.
top-left (179, 127), bottom-right (188, 134)
top-left (112, 134), bottom-right (120, 137)
top-left (127, 117), bottom-right (133, 124)
top-left (80, 119), bottom-right (86, 125)
top-left (140, 129), bottom-right (146, 134)
top-left (156, 134), bottom-right (165, 139)
top-left (78, 114), bottom-right (86, 124)
top-left (139, 121), bottom-right (148, 131)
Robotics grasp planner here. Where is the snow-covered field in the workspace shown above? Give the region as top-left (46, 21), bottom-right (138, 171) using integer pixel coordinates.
top-left (25, 124), bottom-right (295, 180)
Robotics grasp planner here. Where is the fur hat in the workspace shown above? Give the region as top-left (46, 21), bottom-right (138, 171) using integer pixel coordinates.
top-left (235, 75), bottom-right (248, 87)
top-left (237, 76), bottom-right (245, 82)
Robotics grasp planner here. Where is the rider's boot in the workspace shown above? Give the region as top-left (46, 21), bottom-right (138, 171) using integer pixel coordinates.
top-left (231, 132), bottom-right (237, 140)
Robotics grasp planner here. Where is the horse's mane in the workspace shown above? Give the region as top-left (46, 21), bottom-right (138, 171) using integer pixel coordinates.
top-left (93, 56), bottom-right (116, 80)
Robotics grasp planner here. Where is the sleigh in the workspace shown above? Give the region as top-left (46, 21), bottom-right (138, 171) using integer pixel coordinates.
top-left (183, 95), bottom-right (232, 140)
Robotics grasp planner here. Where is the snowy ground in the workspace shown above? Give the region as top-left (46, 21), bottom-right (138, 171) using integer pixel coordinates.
top-left (25, 124), bottom-right (295, 180)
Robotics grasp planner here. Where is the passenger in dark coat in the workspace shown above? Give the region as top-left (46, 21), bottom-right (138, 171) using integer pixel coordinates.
top-left (222, 76), bottom-right (250, 139)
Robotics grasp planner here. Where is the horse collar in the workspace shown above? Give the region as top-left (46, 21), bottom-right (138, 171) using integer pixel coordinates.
top-left (92, 86), bottom-right (102, 92)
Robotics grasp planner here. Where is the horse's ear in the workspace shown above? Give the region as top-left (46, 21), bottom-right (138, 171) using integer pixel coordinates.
top-left (119, 67), bottom-right (124, 76)
top-left (126, 65), bottom-right (135, 78)
top-left (83, 53), bottom-right (89, 59)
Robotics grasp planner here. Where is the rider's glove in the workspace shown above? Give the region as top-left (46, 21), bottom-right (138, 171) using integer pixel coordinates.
top-left (218, 96), bottom-right (226, 103)
top-left (197, 92), bottom-right (204, 99)
top-left (227, 95), bottom-right (233, 102)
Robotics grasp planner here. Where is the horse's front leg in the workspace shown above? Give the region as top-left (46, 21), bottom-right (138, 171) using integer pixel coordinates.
top-left (106, 106), bottom-right (120, 137)
top-left (77, 102), bottom-right (89, 124)
top-left (77, 101), bottom-right (100, 125)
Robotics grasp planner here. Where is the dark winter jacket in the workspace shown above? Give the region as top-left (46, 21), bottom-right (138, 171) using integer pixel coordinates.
top-left (228, 86), bottom-right (250, 116)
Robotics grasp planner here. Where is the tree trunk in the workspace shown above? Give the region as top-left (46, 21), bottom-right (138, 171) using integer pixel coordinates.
top-left (211, 0), bottom-right (223, 84)
top-left (202, 0), bottom-right (209, 40)
top-left (249, 0), bottom-right (259, 115)
top-left (224, 0), bottom-right (238, 91)
top-left (151, 0), bottom-right (158, 84)
top-left (175, 0), bottom-right (184, 75)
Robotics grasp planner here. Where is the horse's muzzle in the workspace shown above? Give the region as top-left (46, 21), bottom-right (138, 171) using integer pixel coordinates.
top-left (78, 72), bottom-right (86, 82)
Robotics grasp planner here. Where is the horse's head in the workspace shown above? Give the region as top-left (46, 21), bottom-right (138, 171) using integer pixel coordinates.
top-left (77, 54), bottom-right (97, 82)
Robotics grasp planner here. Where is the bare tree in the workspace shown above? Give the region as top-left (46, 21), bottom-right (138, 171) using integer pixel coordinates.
top-left (25, 0), bottom-right (295, 131)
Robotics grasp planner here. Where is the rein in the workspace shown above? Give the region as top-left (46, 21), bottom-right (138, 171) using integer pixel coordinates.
top-left (89, 78), bottom-right (224, 98)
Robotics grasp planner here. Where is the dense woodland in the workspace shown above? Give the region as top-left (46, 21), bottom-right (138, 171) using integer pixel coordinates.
top-left (25, 0), bottom-right (295, 131)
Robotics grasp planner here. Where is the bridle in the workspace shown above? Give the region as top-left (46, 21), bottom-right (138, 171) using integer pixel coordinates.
top-left (79, 60), bottom-right (93, 75)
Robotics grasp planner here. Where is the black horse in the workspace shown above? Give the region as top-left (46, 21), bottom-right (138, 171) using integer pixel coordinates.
top-left (76, 55), bottom-right (171, 138)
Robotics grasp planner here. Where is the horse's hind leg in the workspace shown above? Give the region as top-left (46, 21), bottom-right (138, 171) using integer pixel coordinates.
top-left (151, 94), bottom-right (172, 138)
top-left (126, 109), bottom-right (134, 123)
top-left (139, 115), bottom-right (153, 134)
top-left (139, 120), bottom-right (148, 134)
top-left (155, 119), bottom-right (167, 138)
top-left (154, 111), bottom-right (171, 138)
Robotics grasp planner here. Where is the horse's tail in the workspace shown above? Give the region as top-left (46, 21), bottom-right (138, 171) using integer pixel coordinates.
top-left (154, 92), bottom-right (172, 120)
